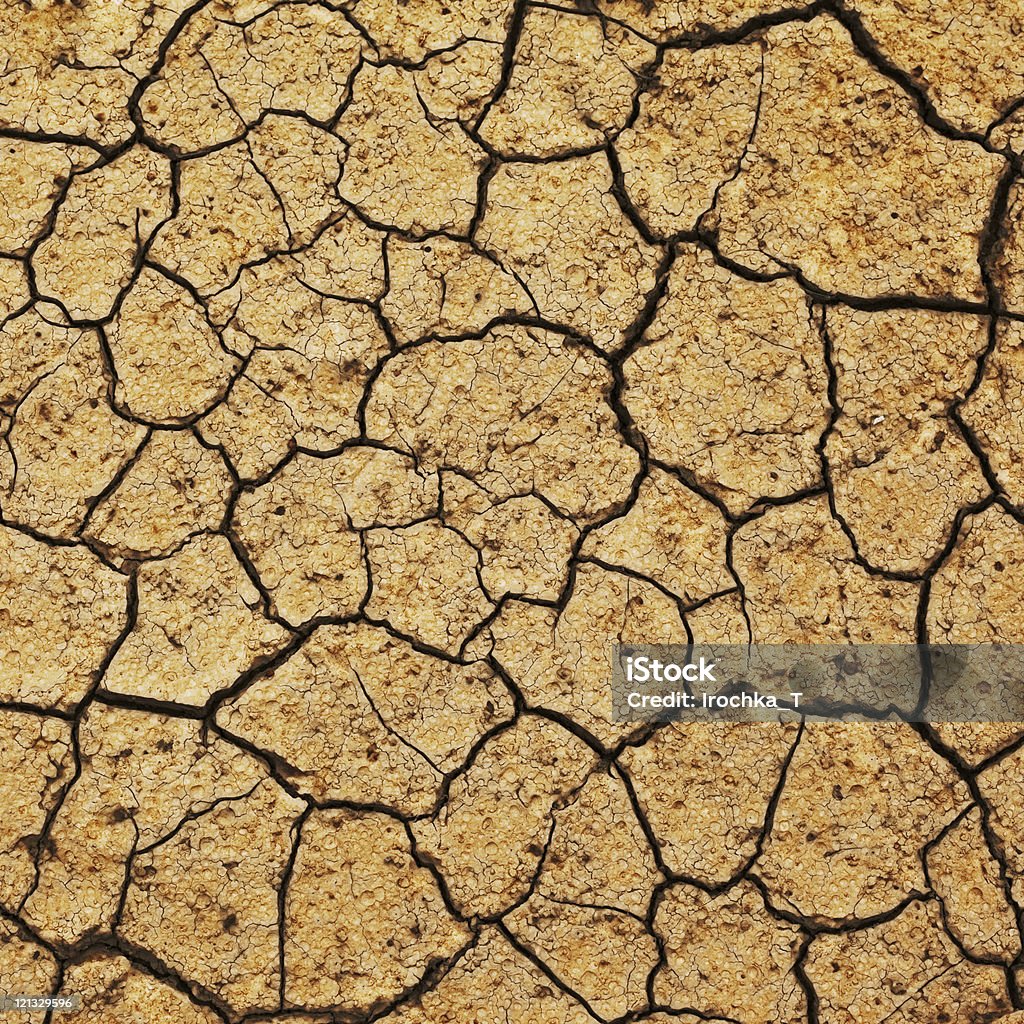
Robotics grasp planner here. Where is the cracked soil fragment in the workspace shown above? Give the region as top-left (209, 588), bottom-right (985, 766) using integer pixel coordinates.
top-left (624, 245), bottom-right (828, 513)
top-left (216, 622), bottom-right (512, 812)
top-left (713, 16), bottom-right (1004, 300)
top-left (476, 155), bottom-right (662, 351)
top-left (284, 808), bottom-right (470, 1013)
top-left (0, 526), bottom-right (127, 708)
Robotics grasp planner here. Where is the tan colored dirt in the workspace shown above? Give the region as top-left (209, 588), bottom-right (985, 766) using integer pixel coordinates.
top-left (2, 0), bottom-right (1024, 1021)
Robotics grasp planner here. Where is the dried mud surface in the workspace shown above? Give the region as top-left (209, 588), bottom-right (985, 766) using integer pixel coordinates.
top-left (2, 0), bottom-right (1024, 1021)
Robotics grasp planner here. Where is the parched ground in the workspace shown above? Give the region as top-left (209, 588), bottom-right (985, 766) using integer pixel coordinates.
top-left (2, 0), bottom-right (1024, 1021)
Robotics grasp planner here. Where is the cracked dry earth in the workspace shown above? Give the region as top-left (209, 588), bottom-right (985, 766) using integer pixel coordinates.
top-left (6, 0), bottom-right (1024, 1023)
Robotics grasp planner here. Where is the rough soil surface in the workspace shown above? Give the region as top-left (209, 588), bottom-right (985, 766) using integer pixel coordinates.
top-left (2, 0), bottom-right (1024, 1021)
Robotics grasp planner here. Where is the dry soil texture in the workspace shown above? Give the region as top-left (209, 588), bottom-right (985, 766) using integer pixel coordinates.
top-left (2, 0), bottom-right (1024, 1021)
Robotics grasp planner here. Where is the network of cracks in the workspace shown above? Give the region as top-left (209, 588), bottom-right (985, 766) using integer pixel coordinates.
top-left (4, 0), bottom-right (1024, 1019)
